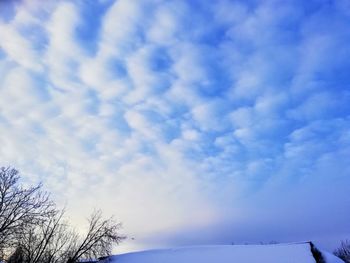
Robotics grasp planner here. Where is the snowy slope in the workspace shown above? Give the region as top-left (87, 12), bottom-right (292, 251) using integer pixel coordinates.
top-left (109, 242), bottom-right (343, 263)
top-left (320, 250), bottom-right (344, 263)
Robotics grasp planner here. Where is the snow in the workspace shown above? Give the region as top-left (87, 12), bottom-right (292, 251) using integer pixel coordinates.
top-left (321, 250), bottom-right (345, 263)
top-left (108, 242), bottom-right (344, 263)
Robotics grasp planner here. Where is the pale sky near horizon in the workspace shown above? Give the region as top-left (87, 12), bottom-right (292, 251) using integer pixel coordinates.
top-left (0, 0), bottom-right (349, 253)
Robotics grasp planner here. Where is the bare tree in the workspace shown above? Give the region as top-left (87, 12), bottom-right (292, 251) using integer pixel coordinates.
top-left (16, 210), bottom-right (125, 263)
top-left (1, 167), bottom-right (125, 262)
top-left (66, 210), bottom-right (125, 263)
top-left (16, 209), bottom-right (76, 263)
top-left (0, 167), bottom-right (55, 256)
top-left (334, 240), bottom-right (350, 263)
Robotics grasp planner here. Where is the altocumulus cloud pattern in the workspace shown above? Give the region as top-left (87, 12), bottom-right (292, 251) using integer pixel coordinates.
top-left (0, 0), bottom-right (350, 251)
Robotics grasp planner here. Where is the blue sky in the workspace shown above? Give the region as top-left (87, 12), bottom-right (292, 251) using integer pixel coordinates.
top-left (0, 0), bottom-right (350, 253)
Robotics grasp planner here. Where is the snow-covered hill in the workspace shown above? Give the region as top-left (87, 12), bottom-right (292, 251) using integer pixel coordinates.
top-left (108, 242), bottom-right (344, 263)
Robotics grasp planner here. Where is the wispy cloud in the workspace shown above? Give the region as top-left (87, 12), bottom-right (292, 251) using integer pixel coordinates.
top-left (0, 0), bottom-right (349, 252)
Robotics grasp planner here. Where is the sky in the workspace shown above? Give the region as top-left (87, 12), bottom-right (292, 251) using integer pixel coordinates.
top-left (0, 0), bottom-right (350, 253)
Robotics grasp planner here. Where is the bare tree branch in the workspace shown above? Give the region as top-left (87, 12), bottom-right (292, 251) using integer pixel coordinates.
top-left (1, 167), bottom-right (125, 263)
top-left (67, 210), bottom-right (125, 263)
top-left (0, 167), bottom-right (55, 256)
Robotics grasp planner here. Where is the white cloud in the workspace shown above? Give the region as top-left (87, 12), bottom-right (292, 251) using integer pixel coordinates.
top-left (124, 46), bottom-right (170, 104)
top-left (230, 107), bottom-right (254, 128)
top-left (45, 2), bottom-right (84, 88)
top-left (1, 0), bottom-right (350, 253)
top-left (99, 0), bottom-right (143, 57)
top-left (191, 99), bottom-right (230, 131)
top-left (0, 67), bottom-right (45, 122)
top-left (287, 92), bottom-right (336, 121)
top-left (0, 22), bottom-right (42, 72)
top-left (146, 1), bottom-right (187, 45)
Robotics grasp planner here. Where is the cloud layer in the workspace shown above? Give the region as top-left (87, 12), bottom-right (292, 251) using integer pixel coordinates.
top-left (1, 0), bottom-right (350, 252)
